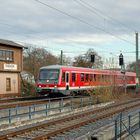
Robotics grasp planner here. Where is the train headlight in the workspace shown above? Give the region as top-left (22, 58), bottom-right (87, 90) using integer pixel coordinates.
top-left (39, 85), bottom-right (42, 88)
top-left (54, 85), bottom-right (57, 88)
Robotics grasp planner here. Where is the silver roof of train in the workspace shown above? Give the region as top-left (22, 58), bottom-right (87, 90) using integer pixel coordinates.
top-left (40, 65), bottom-right (136, 76)
top-left (40, 65), bottom-right (72, 69)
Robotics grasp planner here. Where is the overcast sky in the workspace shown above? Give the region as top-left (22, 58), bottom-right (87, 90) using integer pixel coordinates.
top-left (0, 0), bottom-right (139, 65)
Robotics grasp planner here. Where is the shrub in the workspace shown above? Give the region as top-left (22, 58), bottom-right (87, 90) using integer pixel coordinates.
top-left (21, 80), bottom-right (37, 97)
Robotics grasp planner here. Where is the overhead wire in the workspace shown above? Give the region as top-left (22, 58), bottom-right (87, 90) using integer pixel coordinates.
top-left (0, 0), bottom-right (135, 56)
top-left (76, 0), bottom-right (136, 32)
top-left (0, 21), bottom-right (89, 51)
top-left (34, 0), bottom-right (135, 46)
top-left (0, 0), bottom-right (136, 61)
top-left (73, 0), bottom-right (134, 42)
top-left (0, 20), bottom-right (111, 52)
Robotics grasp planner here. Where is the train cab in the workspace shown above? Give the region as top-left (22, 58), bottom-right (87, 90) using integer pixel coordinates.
top-left (36, 65), bottom-right (60, 95)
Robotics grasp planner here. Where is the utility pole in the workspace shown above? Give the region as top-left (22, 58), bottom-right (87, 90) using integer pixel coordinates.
top-left (60, 50), bottom-right (63, 65)
top-left (136, 32), bottom-right (139, 93)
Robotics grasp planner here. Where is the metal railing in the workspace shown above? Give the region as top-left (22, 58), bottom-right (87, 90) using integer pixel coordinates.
top-left (0, 96), bottom-right (94, 125)
top-left (114, 109), bottom-right (140, 140)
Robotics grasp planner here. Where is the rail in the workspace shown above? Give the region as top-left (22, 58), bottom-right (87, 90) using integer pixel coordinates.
top-left (0, 96), bottom-right (94, 125)
top-left (0, 98), bottom-right (140, 140)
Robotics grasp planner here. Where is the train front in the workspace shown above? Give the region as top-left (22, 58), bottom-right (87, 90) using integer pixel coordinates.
top-left (36, 67), bottom-right (60, 95)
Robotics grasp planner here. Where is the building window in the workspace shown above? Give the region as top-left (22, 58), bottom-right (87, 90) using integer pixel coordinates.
top-left (6, 78), bottom-right (11, 91)
top-left (0, 50), bottom-right (14, 61)
top-left (72, 73), bottom-right (76, 82)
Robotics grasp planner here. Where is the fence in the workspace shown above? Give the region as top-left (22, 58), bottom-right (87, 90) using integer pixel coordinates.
top-left (0, 96), bottom-right (94, 125)
top-left (114, 109), bottom-right (140, 140)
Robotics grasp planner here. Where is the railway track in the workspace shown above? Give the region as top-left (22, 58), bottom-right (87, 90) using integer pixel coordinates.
top-left (0, 96), bottom-right (52, 104)
top-left (0, 98), bottom-right (140, 140)
top-left (0, 96), bottom-right (85, 110)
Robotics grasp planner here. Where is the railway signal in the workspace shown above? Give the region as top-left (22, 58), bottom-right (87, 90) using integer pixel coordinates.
top-left (119, 53), bottom-right (124, 66)
top-left (91, 54), bottom-right (95, 63)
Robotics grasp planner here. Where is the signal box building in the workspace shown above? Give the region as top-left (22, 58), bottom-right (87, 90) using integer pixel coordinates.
top-left (0, 39), bottom-right (24, 98)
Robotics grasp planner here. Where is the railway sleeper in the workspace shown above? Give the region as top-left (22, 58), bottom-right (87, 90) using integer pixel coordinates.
top-left (15, 135), bottom-right (34, 139)
top-left (1, 99), bottom-right (140, 139)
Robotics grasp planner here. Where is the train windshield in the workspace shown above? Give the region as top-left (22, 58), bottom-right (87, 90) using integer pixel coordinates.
top-left (39, 69), bottom-right (59, 80)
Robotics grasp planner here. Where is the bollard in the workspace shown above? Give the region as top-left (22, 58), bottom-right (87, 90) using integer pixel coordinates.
top-left (128, 115), bottom-right (131, 134)
top-left (59, 100), bottom-right (61, 113)
top-left (8, 109), bottom-right (11, 124)
top-left (80, 97), bottom-right (83, 108)
top-left (15, 107), bottom-right (18, 116)
top-left (61, 98), bottom-right (64, 107)
top-left (33, 105), bottom-right (35, 113)
top-left (89, 97), bottom-right (91, 106)
top-left (48, 99), bottom-right (51, 110)
top-left (139, 112), bottom-right (140, 129)
top-left (46, 104), bottom-right (48, 116)
top-left (120, 113), bottom-right (122, 139)
top-left (59, 98), bottom-right (63, 112)
top-left (71, 97), bottom-right (73, 110)
top-left (115, 119), bottom-right (118, 140)
top-left (29, 106), bottom-right (31, 119)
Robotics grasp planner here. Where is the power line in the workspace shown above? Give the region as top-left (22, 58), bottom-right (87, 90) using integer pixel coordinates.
top-left (18, 40), bottom-right (117, 55)
top-left (3, 26), bottom-right (129, 54)
top-left (73, 0), bottom-right (133, 42)
top-left (0, 20), bottom-right (119, 52)
top-left (0, 24), bottom-right (116, 53)
top-left (34, 0), bottom-right (134, 46)
top-left (76, 0), bottom-right (135, 32)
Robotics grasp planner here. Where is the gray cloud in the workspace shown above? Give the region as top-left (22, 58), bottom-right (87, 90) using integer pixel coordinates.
top-left (0, 0), bottom-right (139, 60)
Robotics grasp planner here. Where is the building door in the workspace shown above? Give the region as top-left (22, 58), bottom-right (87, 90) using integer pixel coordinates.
top-left (0, 73), bottom-right (18, 95)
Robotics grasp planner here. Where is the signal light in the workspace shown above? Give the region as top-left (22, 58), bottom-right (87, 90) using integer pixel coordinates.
top-left (91, 55), bottom-right (95, 63)
top-left (119, 53), bottom-right (124, 66)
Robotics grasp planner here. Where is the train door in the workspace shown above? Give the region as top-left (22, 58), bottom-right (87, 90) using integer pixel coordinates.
top-left (65, 72), bottom-right (69, 90)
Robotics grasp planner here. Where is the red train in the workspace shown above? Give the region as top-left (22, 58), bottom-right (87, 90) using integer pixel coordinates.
top-left (36, 65), bottom-right (136, 96)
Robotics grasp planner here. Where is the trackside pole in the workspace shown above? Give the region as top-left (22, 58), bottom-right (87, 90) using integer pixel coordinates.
top-left (136, 32), bottom-right (139, 93)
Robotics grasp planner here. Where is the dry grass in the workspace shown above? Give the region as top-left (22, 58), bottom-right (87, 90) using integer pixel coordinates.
top-left (88, 86), bottom-right (132, 103)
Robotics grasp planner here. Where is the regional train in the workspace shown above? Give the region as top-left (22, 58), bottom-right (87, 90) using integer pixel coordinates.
top-left (36, 65), bottom-right (136, 96)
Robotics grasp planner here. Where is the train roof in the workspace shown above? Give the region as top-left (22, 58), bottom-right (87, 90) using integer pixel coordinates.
top-left (40, 65), bottom-right (136, 76)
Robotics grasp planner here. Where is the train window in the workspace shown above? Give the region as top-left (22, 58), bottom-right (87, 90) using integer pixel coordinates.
top-left (105, 75), bottom-right (108, 81)
top-left (81, 73), bottom-right (84, 81)
top-left (108, 75), bottom-right (110, 82)
top-left (98, 75), bottom-right (100, 81)
top-left (90, 74), bottom-right (93, 82)
top-left (62, 72), bottom-right (65, 82)
top-left (40, 69), bottom-right (59, 80)
top-left (72, 73), bottom-right (76, 82)
top-left (86, 74), bottom-right (89, 82)
top-left (102, 75), bottom-right (105, 81)
top-left (94, 74), bottom-right (96, 81)
top-left (66, 73), bottom-right (69, 83)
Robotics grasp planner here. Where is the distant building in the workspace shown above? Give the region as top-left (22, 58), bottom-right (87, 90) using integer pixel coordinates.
top-left (0, 39), bottom-right (25, 98)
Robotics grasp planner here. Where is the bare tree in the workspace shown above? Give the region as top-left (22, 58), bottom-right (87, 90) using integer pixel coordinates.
top-left (73, 48), bottom-right (103, 68)
top-left (126, 60), bottom-right (140, 82)
top-left (23, 45), bottom-right (58, 80)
